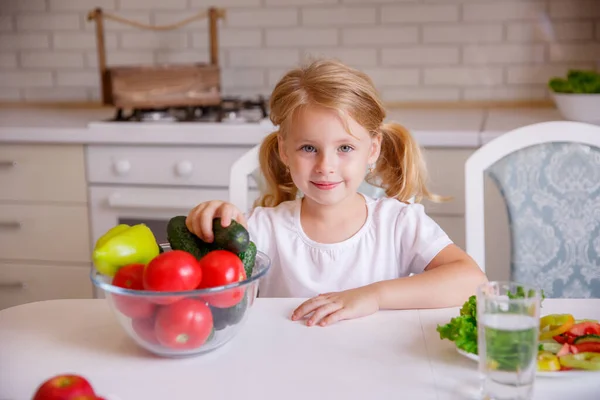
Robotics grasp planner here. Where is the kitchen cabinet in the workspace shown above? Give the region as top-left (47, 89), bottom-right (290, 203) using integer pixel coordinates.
top-left (420, 148), bottom-right (510, 279)
top-left (0, 262), bottom-right (92, 310)
top-left (420, 148), bottom-right (472, 252)
top-left (0, 144), bottom-right (93, 310)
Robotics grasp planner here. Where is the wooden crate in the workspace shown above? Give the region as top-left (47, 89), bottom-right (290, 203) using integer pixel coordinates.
top-left (88, 7), bottom-right (225, 108)
top-left (107, 63), bottom-right (221, 108)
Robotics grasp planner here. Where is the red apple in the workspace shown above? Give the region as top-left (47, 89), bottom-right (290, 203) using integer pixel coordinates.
top-left (32, 374), bottom-right (95, 400)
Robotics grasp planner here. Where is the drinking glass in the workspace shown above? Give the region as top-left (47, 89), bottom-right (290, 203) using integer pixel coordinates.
top-left (477, 281), bottom-right (542, 400)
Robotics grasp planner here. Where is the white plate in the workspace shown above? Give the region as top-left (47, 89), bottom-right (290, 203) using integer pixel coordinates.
top-left (456, 348), bottom-right (598, 378)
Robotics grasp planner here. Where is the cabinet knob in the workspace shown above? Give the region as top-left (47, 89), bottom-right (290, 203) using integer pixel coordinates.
top-left (175, 160), bottom-right (193, 177)
top-left (113, 160), bottom-right (131, 176)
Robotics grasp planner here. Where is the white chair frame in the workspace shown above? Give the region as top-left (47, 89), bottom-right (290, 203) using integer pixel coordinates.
top-left (229, 144), bottom-right (261, 214)
top-left (464, 120), bottom-right (600, 273)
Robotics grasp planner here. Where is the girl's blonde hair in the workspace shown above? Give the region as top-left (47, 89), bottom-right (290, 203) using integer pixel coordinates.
top-left (255, 58), bottom-right (441, 208)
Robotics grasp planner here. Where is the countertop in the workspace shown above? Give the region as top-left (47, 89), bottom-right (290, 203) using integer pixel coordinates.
top-left (0, 106), bottom-right (567, 148)
top-left (1, 298), bottom-right (598, 400)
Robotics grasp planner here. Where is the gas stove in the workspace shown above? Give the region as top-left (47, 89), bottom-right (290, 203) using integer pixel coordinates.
top-left (105, 95), bottom-right (269, 124)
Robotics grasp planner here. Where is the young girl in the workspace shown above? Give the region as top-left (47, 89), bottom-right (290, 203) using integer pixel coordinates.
top-left (186, 59), bottom-right (487, 327)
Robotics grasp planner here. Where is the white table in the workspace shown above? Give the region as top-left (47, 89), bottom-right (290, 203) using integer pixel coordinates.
top-left (1, 298), bottom-right (599, 400)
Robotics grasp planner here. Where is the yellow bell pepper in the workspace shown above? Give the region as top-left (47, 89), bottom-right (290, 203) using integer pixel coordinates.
top-left (559, 352), bottom-right (600, 371)
top-left (537, 351), bottom-right (561, 371)
top-left (539, 314), bottom-right (575, 340)
top-left (92, 223), bottom-right (160, 277)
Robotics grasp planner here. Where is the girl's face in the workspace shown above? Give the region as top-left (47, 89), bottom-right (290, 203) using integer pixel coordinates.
top-left (278, 105), bottom-right (381, 207)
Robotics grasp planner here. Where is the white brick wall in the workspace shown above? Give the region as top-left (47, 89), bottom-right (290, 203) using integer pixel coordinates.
top-left (302, 6), bottom-right (376, 26)
top-left (49, 0), bottom-right (117, 11)
top-left (21, 52), bottom-right (85, 68)
top-left (0, 16), bottom-right (14, 31)
top-left (17, 14), bottom-right (81, 31)
top-left (423, 25), bottom-right (503, 44)
top-left (266, 28), bottom-right (337, 47)
top-left (1, 0), bottom-right (598, 103)
top-left (228, 9), bottom-right (298, 28)
top-left (463, 45), bottom-right (545, 65)
top-left (463, 2), bottom-right (547, 22)
top-left (2, 0), bottom-right (47, 12)
top-left (0, 54), bottom-right (19, 68)
top-left (120, 0), bottom-right (188, 11)
top-left (0, 33), bottom-right (50, 50)
top-left (507, 21), bottom-right (594, 42)
top-left (381, 5), bottom-right (459, 23)
top-left (424, 67), bottom-right (504, 86)
top-left (382, 47), bottom-right (460, 66)
top-left (342, 27), bottom-right (418, 45)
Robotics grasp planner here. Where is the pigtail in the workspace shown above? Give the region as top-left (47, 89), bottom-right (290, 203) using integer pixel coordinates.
top-left (254, 131), bottom-right (298, 208)
top-left (372, 122), bottom-right (446, 204)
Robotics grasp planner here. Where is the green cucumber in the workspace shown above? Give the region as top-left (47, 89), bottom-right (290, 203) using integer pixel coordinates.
top-left (212, 218), bottom-right (249, 254)
top-left (166, 216), bottom-right (213, 261)
top-left (210, 293), bottom-right (249, 331)
top-left (239, 241), bottom-right (257, 278)
top-left (539, 341), bottom-right (563, 354)
top-left (573, 334), bottom-right (600, 344)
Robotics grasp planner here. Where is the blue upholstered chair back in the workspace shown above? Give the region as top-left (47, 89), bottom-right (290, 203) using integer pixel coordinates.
top-left (486, 141), bottom-right (600, 298)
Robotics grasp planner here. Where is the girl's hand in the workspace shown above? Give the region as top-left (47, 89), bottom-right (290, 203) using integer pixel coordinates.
top-left (186, 200), bottom-right (247, 243)
top-left (291, 285), bottom-right (380, 327)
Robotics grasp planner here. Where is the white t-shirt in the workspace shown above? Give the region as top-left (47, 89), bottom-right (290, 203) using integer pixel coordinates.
top-left (246, 194), bottom-right (453, 298)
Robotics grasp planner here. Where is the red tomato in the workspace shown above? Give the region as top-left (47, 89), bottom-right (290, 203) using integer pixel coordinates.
top-left (111, 263), bottom-right (156, 319)
top-left (573, 342), bottom-right (600, 353)
top-left (198, 250), bottom-right (247, 308)
top-left (132, 317), bottom-right (159, 345)
top-left (553, 333), bottom-right (577, 345)
top-left (143, 250), bottom-right (203, 304)
top-left (154, 298), bottom-right (213, 350)
top-left (568, 321), bottom-right (600, 336)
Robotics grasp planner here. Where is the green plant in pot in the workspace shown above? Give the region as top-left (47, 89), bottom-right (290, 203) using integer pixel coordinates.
top-left (548, 69), bottom-right (600, 124)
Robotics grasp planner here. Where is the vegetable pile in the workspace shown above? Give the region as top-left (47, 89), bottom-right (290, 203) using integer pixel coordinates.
top-left (548, 69), bottom-right (600, 94)
top-left (92, 216), bottom-right (258, 351)
top-left (437, 291), bottom-right (600, 372)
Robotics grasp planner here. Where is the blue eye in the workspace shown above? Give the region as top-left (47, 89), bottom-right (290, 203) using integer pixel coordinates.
top-left (339, 145), bottom-right (354, 153)
top-left (301, 145), bottom-right (316, 153)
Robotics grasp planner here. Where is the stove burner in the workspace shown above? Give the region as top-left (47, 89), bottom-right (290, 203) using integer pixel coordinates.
top-left (109, 95), bottom-right (269, 123)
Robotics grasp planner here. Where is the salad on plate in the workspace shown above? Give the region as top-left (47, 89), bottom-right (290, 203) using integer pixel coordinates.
top-left (436, 293), bottom-right (600, 373)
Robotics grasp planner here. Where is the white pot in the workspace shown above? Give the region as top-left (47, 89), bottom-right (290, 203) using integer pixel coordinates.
top-left (551, 92), bottom-right (600, 124)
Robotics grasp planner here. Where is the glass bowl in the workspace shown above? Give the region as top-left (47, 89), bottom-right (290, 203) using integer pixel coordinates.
top-left (90, 244), bottom-right (271, 358)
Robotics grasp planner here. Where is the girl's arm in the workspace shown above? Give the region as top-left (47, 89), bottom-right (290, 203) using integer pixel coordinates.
top-left (372, 244), bottom-right (488, 310)
top-left (291, 244), bottom-right (487, 326)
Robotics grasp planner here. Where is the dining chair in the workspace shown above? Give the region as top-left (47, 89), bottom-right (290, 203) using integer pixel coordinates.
top-left (229, 144), bottom-right (387, 214)
top-left (465, 121), bottom-right (600, 298)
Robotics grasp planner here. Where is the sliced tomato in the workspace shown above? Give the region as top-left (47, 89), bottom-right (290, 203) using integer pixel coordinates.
top-left (573, 342), bottom-right (600, 353)
top-left (556, 343), bottom-right (579, 357)
top-left (554, 333), bottom-right (577, 345)
top-left (567, 321), bottom-right (600, 337)
top-left (557, 343), bottom-right (572, 357)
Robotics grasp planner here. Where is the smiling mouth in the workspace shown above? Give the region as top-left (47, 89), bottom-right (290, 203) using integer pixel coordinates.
top-left (311, 181), bottom-right (341, 190)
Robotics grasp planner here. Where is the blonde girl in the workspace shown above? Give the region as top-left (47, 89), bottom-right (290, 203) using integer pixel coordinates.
top-left (186, 59), bottom-right (487, 327)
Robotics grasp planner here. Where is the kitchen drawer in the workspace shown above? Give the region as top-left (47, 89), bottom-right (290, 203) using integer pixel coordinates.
top-left (0, 262), bottom-right (92, 310)
top-left (86, 144), bottom-right (257, 187)
top-left (0, 203), bottom-right (91, 263)
top-left (420, 148), bottom-right (474, 216)
top-left (0, 143), bottom-right (87, 203)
